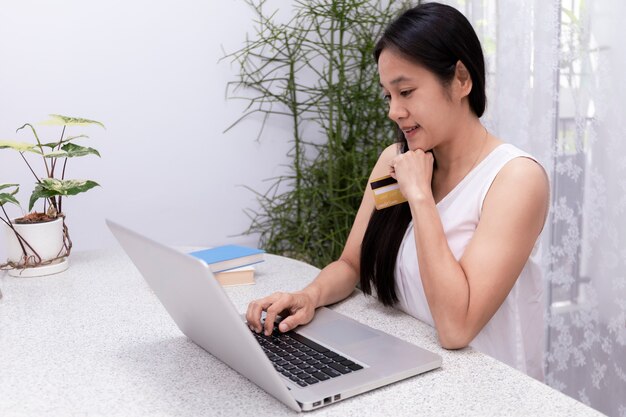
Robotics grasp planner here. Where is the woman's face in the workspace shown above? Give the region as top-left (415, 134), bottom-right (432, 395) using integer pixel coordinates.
top-left (378, 48), bottom-right (460, 152)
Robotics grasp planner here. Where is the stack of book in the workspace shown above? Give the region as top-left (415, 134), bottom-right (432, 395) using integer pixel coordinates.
top-left (188, 245), bottom-right (265, 287)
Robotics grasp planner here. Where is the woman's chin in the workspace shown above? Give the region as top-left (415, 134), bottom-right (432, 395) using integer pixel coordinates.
top-left (404, 129), bottom-right (427, 151)
top-left (406, 140), bottom-right (425, 152)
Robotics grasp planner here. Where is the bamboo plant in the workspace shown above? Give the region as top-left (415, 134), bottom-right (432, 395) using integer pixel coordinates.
top-left (225, 0), bottom-right (409, 267)
top-left (0, 114), bottom-right (104, 269)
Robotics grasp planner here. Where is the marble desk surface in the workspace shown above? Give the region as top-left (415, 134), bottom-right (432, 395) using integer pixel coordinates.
top-left (0, 248), bottom-right (604, 417)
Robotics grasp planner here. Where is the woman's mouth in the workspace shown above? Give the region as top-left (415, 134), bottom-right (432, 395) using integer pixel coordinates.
top-left (402, 125), bottom-right (420, 137)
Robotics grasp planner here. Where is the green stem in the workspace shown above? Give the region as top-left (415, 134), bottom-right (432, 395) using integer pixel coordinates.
top-left (326, 3), bottom-right (336, 206)
top-left (334, 1), bottom-right (347, 235)
top-left (58, 157), bottom-right (69, 214)
top-left (52, 125), bottom-right (67, 213)
top-left (285, 34), bottom-right (302, 227)
top-left (50, 125), bottom-right (66, 178)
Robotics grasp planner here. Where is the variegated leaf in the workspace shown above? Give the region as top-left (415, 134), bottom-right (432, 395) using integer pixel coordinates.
top-left (0, 193), bottom-right (20, 207)
top-left (39, 114), bottom-right (105, 129)
top-left (29, 178), bottom-right (99, 211)
top-left (0, 140), bottom-right (42, 154)
top-left (44, 150), bottom-right (67, 158)
top-left (0, 183), bottom-right (19, 192)
top-left (0, 193), bottom-right (20, 206)
top-left (41, 135), bottom-right (90, 148)
top-left (44, 143), bottom-right (100, 159)
top-left (63, 143), bottom-right (100, 157)
top-left (0, 183), bottom-right (20, 207)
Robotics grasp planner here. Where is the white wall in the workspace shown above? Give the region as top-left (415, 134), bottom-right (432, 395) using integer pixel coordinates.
top-left (0, 0), bottom-right (296, 258)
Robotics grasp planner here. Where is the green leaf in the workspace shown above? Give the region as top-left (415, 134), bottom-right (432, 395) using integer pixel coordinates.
top-left (0, 183), bottom-right (20, 207)
top-left (0, 183), bottom-right (19, 192)
top-left (29, 178), bottom-right (100, 211)
top-left (40, 135), bottom-right (90, 148)
top-left (44, 150), bottom-right (68, 158)
top-left (39, 114), bottom-right (105, 129)
top-left (0, 193), bottom-right (20, 207)
top-left (0, 140), bottom-right (42, 154)
top-left (44, 143), bottom-right (101, 158)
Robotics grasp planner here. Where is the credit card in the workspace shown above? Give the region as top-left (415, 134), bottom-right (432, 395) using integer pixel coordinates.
top-left (370, 175), bottom-right (407, 210)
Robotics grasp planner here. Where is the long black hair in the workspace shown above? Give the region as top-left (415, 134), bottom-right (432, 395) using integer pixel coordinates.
top-left (359, 2), bottom-right (486, 306)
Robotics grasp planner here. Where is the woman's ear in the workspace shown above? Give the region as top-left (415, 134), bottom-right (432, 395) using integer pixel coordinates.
top-left (454, 60), bottom-right (473, 99)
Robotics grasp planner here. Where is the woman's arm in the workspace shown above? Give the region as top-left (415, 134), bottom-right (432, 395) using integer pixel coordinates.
top-left (396, 153), bottom-right (549, 349)
top-left (246, 143), bottom-right (401, 336)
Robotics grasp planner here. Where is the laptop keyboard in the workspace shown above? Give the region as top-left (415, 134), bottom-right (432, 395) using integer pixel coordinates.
top-left (252, 324), bottom-right (364, 387)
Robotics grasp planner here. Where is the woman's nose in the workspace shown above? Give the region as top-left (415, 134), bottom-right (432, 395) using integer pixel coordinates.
top-left (387, 100), bottom-right (407, 122)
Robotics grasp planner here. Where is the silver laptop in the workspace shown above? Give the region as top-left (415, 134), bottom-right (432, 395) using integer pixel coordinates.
top-left (107, 219), bottom-right (441, 411)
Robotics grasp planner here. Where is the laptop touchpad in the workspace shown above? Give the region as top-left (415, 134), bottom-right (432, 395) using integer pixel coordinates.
top-left (306, 319), bottom-right (379, 346)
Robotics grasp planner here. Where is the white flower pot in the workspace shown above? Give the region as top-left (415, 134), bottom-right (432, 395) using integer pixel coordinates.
top-left (3, 217), bottom-right (69, 277)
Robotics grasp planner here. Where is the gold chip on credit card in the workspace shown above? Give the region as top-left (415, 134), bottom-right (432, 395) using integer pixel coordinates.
top-left (370, 175), bottom-right (407, 210)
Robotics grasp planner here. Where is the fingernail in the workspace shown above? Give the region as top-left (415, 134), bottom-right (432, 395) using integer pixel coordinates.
top-left (279, 323), bottom-right (288, 332)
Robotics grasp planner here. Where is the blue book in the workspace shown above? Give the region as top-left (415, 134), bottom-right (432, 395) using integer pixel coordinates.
top-left (189, 245), bottom-right (265, 273)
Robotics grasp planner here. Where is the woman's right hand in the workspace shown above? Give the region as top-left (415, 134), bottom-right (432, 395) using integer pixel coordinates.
top-left (246, 289), bottom-right (319, 336)
top-left (243, 144), bottom-right (398, 337)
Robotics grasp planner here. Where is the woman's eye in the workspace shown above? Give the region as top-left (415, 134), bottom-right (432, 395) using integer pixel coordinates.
top-left (382, 93), bottom-right (391, 102)
top-left (400, 89), bottom-right (414, 97)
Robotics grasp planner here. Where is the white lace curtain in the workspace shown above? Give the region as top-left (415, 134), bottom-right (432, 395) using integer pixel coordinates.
top-left (435, 0), bottom-right (626, 415)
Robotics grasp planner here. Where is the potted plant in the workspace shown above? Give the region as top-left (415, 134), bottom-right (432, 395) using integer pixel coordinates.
top-left (0, 114), bottom-right (104, 277)
top-left (225, 0), bottom-right (407, 267)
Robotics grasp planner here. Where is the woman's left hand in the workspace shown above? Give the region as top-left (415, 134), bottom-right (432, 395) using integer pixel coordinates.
top-left (389, 149), bottom-right (435, 203)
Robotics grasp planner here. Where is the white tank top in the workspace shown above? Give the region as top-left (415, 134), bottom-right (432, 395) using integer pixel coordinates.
top-left (394, 143), bottom-right (545, 381)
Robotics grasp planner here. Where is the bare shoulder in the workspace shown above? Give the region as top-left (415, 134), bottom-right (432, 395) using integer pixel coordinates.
top-left (484, 155), bottom-right (550, 228)
top-left (338, 142), bottom-right (402, 268)
top-left (495, 156), bottom-right (549, 198)
top-left (380, 142), bottom-right (401, 159)
top-left (369, 143), bottom-right (402, 181)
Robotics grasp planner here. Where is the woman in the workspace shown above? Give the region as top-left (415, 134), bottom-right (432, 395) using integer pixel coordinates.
top-left (246, 2), bottom-right (549, 380)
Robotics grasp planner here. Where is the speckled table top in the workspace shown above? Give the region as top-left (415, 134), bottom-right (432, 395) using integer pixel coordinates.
top-left (0, 248), bottom-right (604, 416)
